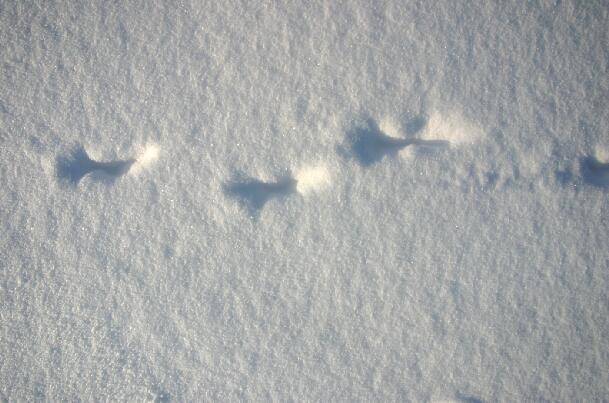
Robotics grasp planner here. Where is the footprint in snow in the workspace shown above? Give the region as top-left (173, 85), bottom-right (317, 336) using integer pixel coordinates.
top-left (346, 117), bottom-right (449, 166)
top-left (579, 156), bottom-right (609, 188)
top-left (224, 165), bottom-right (331, 216)
top-left (56, 144), bottom-right (159, 185)
top-left (224, 176), bottom-right (297, 215)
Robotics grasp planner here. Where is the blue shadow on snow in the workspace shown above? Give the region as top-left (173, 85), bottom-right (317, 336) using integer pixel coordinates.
top-left (56, 145), bottom-right (135, 185)
top-left (347, 118), bottom-right (449, 166)
top-left (580, 156), bottom-right (609, 188)
top-left (223, 176), bottom-right (297, 215)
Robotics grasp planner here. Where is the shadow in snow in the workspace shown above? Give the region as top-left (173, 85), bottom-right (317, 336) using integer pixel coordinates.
top-left (554, 169), bottom-right (574, 186)
top-left (224, 176), bottom-right (297, 215)
top-left (405, 115), bottom-right (428, 136)
top-left (153, 391), bottom-right (171, 403)
top-left (56, 145), bottom-right (135, 185)
top-left (456, 394), bottom-right (484, 403)
top-left (347, 118), bottom-right (448, 166)
top-left (580, 156), bottom-right (609, 188)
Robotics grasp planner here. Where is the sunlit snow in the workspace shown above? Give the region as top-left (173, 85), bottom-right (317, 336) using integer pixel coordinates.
top-left (1, 1), bottom-right (608, 401)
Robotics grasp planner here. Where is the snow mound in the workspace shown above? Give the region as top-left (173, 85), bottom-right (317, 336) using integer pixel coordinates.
top-left (295, 164), bottom-right (331, 194)
top-left (129, 143), bottom-right (160, 176)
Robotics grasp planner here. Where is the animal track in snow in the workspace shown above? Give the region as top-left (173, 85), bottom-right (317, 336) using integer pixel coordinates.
top-left (224, 176), bottom-right (297, 214)
top-left (433, 393), bottom-right (484, 403)
top-left (579, 155), bottom-right (609, 188)
top-left (224, 164), bottom-right (331, 215)
top-left (346, 118), bottom-right (449, 166)
top-left (56, 143), bottom-right (159, 185)
top-left (455, 393), bottom-right (484, 403)
top-left (56, 146), bottom-right (134, 184)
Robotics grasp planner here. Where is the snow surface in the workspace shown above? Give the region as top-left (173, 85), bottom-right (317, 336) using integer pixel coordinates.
top-left (1, 0), bottom-right (609, 401)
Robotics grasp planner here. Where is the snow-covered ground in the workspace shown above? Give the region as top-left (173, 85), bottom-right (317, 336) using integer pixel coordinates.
top-left (1, 1), bottom-right (608, 401)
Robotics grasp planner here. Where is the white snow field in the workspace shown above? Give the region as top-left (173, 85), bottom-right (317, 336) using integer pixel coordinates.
top-left (1, 0), bottom-right (608, 401)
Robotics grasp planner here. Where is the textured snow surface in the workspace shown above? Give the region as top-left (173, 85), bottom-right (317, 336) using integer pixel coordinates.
top-left (1, 0), bottom-right (609, 401)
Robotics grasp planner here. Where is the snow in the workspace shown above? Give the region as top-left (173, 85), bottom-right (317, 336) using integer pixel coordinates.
top-left (419, 111), bottom-right (483, 146)
top-left (1, 0), bottom-right (608, 401)
top-left (295, 164), bottom-right (331, 195)
top-left (130, 143), bottom-right (161, 176)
